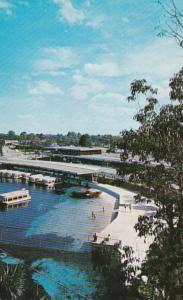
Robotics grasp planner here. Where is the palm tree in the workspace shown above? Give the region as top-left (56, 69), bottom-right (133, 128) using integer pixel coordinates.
top-left (0, 263), bottom-right (26, 300)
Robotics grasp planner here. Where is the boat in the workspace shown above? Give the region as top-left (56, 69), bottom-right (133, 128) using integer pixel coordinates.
top-left (42, 176), bottom-right (56, 187)
top-left (4, 170), bottom-right (13, 178)
top-left (0, 188), bottom-right (31, 206)
top-left (87, 189), bottom-right (102, 198)
top-left (29, 174), bottom-right (43, 183)
top-left (70, 188), bottom-right (89, 198)
top-left (11, 171), bottom-right (22, 179)
top-left (21, 172), bottom-right (31, 180)
top-left (0, 169), bottom-right (8, 177)
top-left (70, 187), bottom-right (102, 198)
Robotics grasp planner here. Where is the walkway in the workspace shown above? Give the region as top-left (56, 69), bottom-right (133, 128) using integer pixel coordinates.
top-left (93, 184), bottom-right (156, 262)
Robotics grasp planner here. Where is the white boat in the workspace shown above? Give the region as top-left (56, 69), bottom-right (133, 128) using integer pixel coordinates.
top-left (42, 176), bottom-right (56, 187)
top-left (11, 171), bottom-right (22, 179)
top-left (29, 174), bottom-right (44, 183)
top-left (0, 189), bottom-right (31, 206)
top-left (21, 172), bottom-right (31, 180)
top-left (4, 170), bottom-right (14, 178)
top-left (0, 169), bottom-right (8, 176)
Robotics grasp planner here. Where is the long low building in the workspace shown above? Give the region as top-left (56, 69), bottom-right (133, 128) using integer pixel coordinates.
top-left (47, 146), bottom-right (102, 156)
top-left (0, 158), bottom-right (116, 178)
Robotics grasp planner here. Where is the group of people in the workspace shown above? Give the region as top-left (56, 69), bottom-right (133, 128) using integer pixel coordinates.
top-left (92, 233), bottom-right (111, 243)
top-left (124, 204), bottom-right (132, 211)
top-left (91, 211), bottom-right (96, 219)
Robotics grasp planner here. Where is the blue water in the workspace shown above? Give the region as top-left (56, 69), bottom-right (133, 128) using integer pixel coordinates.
top-left (32, 258), bottom-right (96, 299)
top-left (0, 252), bottom-right (23, 264)
top-left (0, 179), bottom-right (115, 251)
top-left (0, 252), bottom-right (96, 299)
top-left (0, 179), bottom-right (114, 299)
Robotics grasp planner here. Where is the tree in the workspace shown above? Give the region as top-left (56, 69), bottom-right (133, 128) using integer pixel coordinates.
top-left (0, 263), bottom-right (26, 299)
top-left (0, 141), bottom-right (4, 156)
top-left (119, 68), bottom-right (183, 299)
top-left (79, 134), bottom-right (92, 147)
top-left (0, 262), bottom-right (50, 300)
top-left (7, 130), bottom-right (16, 136)
top-left (20, 132), bottom-right (27, 137)
top-left (92, 245), bottom-right (143, 300)
top-left (158, 0), bottom-right (183, 48)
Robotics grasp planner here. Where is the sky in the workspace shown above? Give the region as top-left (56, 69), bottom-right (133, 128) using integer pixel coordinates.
top-left (0, 0), bottom-right (183, 135)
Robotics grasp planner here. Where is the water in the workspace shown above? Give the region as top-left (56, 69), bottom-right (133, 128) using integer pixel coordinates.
top-left (0, 179), bottom-right (115, 299)
top-left (0, 252), bottom-right (23, 264)
top-left (0, 251), bottom-right (97, 299)
top-left (0, 179), bottom-right (115, 252)
top-left (32, 258), bottom-right (97, 299)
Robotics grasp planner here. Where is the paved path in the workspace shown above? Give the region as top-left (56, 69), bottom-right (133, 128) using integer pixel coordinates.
top-left (94, 184), bottom-right (156, 262)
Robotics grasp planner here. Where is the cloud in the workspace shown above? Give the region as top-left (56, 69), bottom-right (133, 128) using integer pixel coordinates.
top-left (34, 47), bottom-right (78, 75)
top-left (121, 17), bottom-right (129, 24)
top-left (90, 92), bottom-right (135, 116)
top-left (122, 38), bottom-right (183, 80)
top-left (52, 0), bottom-right (85, 25)
top-left (0, 0), bottom-right (13, 15)
top-left (84, 62), bottom-right (121, 77)
top-left (86, 15), bottom-right (105, 29)
top-left (28, 80), bottom-right (63, 96)
top-left (70, 72), bottom-right (105, 100)
top-left (52, 0), bottom-right (105, 29)
top-left (89, 92), bottom-right (137, 132)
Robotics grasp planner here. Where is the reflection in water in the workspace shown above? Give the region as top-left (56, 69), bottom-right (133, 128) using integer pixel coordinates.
top-left (0, 202), bottom-right (29, 211)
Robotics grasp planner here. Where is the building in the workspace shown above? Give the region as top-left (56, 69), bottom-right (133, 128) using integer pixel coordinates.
top-left (48, 146), bottom-right (102, 156)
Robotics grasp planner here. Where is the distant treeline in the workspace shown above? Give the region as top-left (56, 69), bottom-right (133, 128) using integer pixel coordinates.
top-left (0, 131), bottom-right (121, 148)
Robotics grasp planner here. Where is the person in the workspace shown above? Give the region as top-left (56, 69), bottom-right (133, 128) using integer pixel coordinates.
top-left (102, 206), bottom-right (105, 213)
top-left (92, 211), bottom-right (94, 219)
top-left (93, 233), bottom-right (97, 242)
top-left (105, 234), bottom-right (110, 242)
top-left (124, 204), bottom-right (126, 211)
top-left (93, 213), bottom-right (96, 219)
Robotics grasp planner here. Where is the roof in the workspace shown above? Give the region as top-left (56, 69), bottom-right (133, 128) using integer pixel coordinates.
top-left (0, 158), bottom-right (114, 176)
top-left (48, 146), bottom-right (102, 151)
top-left (0, 189), bottom-right (29, 198)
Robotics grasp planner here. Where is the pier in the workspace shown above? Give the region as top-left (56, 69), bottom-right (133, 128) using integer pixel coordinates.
top-left (0, 157), bottom-right (113, 181)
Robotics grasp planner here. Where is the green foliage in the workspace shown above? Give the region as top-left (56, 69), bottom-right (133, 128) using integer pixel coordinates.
top-left (92, 245), bottom-right (143, 300)
top-left (0, 141), bottom-right (4, 156)
top-left (0, 263), bottom-right (26, 299)
top-left (141, 231), bottom-right (183, 300)
top-left (8, 130), bottom-right (16, 136)
top-left (119, 67), bottom-right (183, 299)
top-left (79, 134), bottom-right (92, 147)
top-left (0, 262), bottom-right (50, 300)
